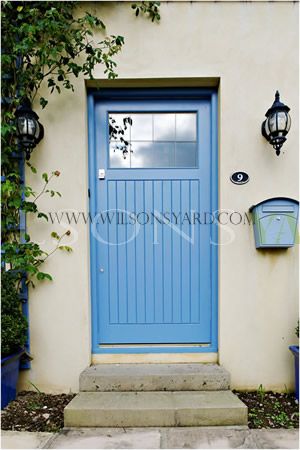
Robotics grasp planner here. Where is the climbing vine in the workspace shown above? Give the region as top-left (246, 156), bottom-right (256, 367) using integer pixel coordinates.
top-left (1, 1), bottom-right (160, 286)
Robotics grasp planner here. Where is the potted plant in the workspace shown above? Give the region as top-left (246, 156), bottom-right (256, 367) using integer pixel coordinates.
top-left (289, 321), bottom-right (299, 401)
top-left (1, 270), bottom-right (28, 409)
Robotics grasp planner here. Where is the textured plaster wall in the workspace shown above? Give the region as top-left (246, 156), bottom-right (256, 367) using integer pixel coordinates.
top-left (19, 1), bottom-right (299, 393)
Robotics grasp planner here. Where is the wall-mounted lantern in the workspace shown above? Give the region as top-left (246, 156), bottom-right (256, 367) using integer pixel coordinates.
top-left (261, 91), bottom-right (291, 156)
top-left (16, 98), bottom-right (44, 159)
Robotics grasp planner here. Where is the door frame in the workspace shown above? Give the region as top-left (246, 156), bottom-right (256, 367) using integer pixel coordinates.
top-left (88, 87), bottom-right (218, 354)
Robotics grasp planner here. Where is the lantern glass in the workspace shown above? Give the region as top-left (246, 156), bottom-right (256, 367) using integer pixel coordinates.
top-left (263, 119), bottom-right (270, 136)
top-left (17, 117), bottom-right (28, 135)
top-left (34, 121), bottom-right (40, 139)
top-left (268, 114), bottom-right (277, 133)
top-left (265, 110), bottom-right (291, 138)
top-left (286, 113), bottom-right (291, 132)
top-left (27, 117), bottom-right (37, 136)
top-left (277, 112), bottom-right (287, 131)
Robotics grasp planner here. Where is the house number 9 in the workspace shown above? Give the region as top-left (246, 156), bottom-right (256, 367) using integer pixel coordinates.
top-left (230, 171), bottom-right (249, 185)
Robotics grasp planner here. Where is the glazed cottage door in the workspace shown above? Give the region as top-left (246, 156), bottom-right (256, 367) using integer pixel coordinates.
top-left (89, 89), bottom-right (218, 352)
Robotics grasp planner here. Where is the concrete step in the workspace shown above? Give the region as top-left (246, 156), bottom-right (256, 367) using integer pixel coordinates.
top-left (64, 391), bottom-right (247, 427)
top-left (79, 364), bottom-right (230, 392)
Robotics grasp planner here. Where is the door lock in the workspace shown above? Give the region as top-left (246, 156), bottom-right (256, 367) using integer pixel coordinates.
top-left (98, 169), bottom-right (105, 180)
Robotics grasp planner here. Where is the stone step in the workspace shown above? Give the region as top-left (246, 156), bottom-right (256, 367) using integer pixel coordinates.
top-left (79, 364), bottom-right (230, 392)
top-left (64, 391), bottom-right (247, 427)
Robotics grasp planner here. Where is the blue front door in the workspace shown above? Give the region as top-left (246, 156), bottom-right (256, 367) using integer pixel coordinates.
top-left (88, 89), bottom-right (218, 351)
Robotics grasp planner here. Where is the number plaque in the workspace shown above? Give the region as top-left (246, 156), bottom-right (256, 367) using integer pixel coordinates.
top-left (230, 172), bottom-right (249, 185)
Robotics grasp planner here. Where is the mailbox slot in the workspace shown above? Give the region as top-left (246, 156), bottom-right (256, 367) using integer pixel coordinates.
top-left (262, 205), bottom-right (295, 213)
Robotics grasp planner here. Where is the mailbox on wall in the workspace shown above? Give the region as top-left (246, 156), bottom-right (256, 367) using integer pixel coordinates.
top-left (249, 197), bottom-right (299, 249)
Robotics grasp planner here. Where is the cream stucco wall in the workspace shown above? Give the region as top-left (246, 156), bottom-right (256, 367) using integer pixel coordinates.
top-left (19, 1), bottom-right (299, 393)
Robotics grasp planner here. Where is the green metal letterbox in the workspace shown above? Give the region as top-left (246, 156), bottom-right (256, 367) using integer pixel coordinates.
top-left (249, 197), bottom-right (299, 249)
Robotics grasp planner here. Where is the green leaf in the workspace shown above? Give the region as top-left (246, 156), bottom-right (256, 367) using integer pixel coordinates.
top-left (36, 272), bottom-right (45, 280)
top-left (37, 212), bottom-right (48, 221)
top-left (36, 272), bottom-right (52, 281)
top-left (40, 97), bottom-right (48, 109)
top-left (43, 273), bottom-right (53, 281)
top-left (51, 231), bottom-right (60, 240)
top-left (59, 245), bottom-right (73, 252)
top-left (26, 162), bottom-right (37, 173)
top-left (48, 79), bottom-right (55, 87)
top-left (42, 173), bottom-right (48, 183)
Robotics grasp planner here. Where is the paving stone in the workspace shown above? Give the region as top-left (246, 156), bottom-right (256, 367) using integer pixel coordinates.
top-left (48, 428), bottom-right (161, 449)
top-left (49, 427), bottom-right (299, 449)
top-left (251, 429), bottom-right (299, 449)
top-left (160, 427), bottom-right (257, 449)
top-left (2, 428), bottom-right (298, 449)
top-left (1, 431), bottom-right (53, 449)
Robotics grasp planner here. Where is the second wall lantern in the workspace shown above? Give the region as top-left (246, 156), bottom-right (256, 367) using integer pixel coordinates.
top-left (261, 91), bottom-right (291, 156)
top-left (16, 98), bottom-right (44, 159)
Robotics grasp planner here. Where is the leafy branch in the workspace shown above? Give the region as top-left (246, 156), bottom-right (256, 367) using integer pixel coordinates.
top-left (1, 1), bottom-right (160, 287)
top-left (2, 229), bottom-right (72, 288)
top-left (132, 2), bottom-right (161, 21)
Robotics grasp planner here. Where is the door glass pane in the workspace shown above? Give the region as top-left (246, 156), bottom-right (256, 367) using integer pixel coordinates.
top-left (153, 114), bottom-right (175, 141)
top-left (175, 143), bottom-right (197, 167)
top-left (109, 114), bottom-right (131, 142)
top-left (131, 114), bottom-right (152, 141)
top-left (131, 142), bottom-right (174, 168)
top-left (176, 114), bottom-right (197, 141)
top-left (108, 112), bottom-right (197, 168)
top-left (109, 142), bottom-right (130, 168)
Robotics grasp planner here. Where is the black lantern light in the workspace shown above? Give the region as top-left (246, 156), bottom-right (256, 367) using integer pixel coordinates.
top-left (261, 91), bottom-right (291, 156)
top-left (16, 98), bottom-right (44, 159)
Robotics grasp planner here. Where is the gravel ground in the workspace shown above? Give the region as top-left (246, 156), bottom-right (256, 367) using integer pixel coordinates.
top-left (1, 391), bottom-right (75, 432)
top-left (235, 391), bottom-right (299, 429)
top-left (1, 390), bottom-right (298, 432)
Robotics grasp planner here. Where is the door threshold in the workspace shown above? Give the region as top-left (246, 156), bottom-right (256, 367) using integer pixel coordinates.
top-left (92, 352), bottom-right (218, 364)
top-left (100, 343), bottom-right (211, 348)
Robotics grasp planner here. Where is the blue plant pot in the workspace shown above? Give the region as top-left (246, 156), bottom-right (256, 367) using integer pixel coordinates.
top-left (1, 350), bottom-right (24, 409)
top-left (289, 345), bottom-right (299, 401)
